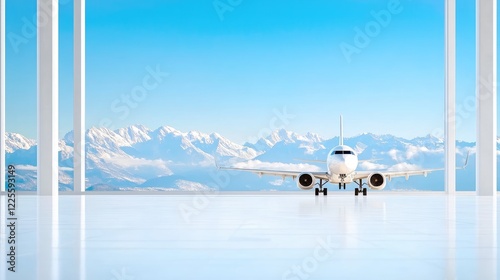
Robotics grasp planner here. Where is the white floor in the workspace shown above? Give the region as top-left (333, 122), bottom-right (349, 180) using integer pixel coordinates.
top-left (0, 193), bottom-right (498, 280)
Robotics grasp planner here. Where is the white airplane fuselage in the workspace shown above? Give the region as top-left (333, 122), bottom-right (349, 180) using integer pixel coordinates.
top-left (326, 145), bottom-right (358, 184)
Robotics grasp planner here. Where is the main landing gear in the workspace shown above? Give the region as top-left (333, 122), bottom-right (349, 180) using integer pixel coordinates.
top-left (354, 179), bottom-right (367, 196)
top-left (315, 179), bottom-right (328, 196)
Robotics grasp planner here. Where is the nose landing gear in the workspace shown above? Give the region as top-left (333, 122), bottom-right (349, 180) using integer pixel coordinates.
top-left (338, 174), bottom-right (347, 190)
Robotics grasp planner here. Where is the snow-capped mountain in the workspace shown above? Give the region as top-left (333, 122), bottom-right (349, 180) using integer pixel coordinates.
top-left (245, 128), bottom-right (324, 152)
top-left (5, 132), bottom-right (36, 153)
top-left (116, 125), bottom-right (152, 145)
top-left (3, 125), bottom-right (491, 192)
top-left (186, 131), bottom-right (259, 160)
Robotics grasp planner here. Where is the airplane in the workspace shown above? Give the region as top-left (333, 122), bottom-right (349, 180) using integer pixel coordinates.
top-left (218, 116), bottom-right (468, 196)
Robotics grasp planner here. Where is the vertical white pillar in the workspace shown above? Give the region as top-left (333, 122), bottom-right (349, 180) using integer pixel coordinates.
top-left (476, 0), bottom-right (497, 196)
top-left (0, 0), bottom-right (5, 192)
top-left (445, 0), bottom-right (456, 194)
top-left (74, 0), bottom-right (85, 193)
top-left (37, 0), bottom-right (59, 196)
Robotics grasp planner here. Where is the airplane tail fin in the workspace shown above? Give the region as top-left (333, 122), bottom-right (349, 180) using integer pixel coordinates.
top-left (339, 115), bottom-right (344, 146)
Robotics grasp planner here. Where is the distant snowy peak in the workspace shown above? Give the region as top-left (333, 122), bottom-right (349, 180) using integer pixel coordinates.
top-left (356, 132), bottom-right (378, 139)
top-left (5, 132), bottom-right (36, 153)
top-left (86, 127), bottom-right (131, 148)
top-left (243, 129), bottom-right (323, 152)
top-left (356, 132), bottom-right (396, 141)
top-left (354, 132), bottom-right (444, 145)
top-left (305, 132), bottom-right (323, 143)
top-left (415, 133), bottom-right (443, 141)
top-left (77, 125), bottom-right (257, 161)
top-left (115, 125), bottom-right (152, 145)
top-left (185, 130), bottom-right (213, 143)
top-left (152, 126), bottom-right (183, 140)
top-left (186, 130), bottom-right (258, 160)
top-left (268, 129), bottom-right (300, 144)
top-left (212, 134), bottom-right (259, 159)
top-left (271, 129), bottom-right (325, 143)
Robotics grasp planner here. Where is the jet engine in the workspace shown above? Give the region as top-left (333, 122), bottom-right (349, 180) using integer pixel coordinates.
top-left (367, 173), bottom-right (386, 190)
top-left (297, 173), bottom-right (316, 190)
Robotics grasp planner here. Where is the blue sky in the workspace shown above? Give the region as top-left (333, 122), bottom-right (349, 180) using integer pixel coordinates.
top-left (4, 0), bottom-right (488, 143)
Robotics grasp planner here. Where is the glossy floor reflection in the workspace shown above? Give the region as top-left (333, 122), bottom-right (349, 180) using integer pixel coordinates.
top-left (0, 194), bottom-right (498, 280)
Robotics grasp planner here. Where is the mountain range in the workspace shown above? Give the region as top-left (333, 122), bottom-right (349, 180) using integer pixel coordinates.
top-left (4, 125), bottom-right (491, 192)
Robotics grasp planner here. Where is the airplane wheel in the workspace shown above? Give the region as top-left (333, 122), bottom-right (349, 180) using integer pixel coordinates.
top-left (323, 188), bottom-right (327, 196)
top-left (338, 183), bottom-right (341, 190)
top-left (343, 184), bottom-right (346, 190)
top-left (315, 188), bottom-right (319, 196)
top-left (354, 188), bottom-right (359, 196)
top-left (363, 188), bottom-right (367, 196)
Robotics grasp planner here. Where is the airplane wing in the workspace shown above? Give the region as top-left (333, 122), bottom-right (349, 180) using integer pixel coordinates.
top-left (352, 168), bottom-right (441, 181)
top-left (218, 166), bottom-right (330, 181)
top-left (353, 152), bottom-right (470, 181)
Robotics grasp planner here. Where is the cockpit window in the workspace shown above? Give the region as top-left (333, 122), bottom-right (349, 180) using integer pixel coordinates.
top-left (332, 150), bottom-right (354, 155)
